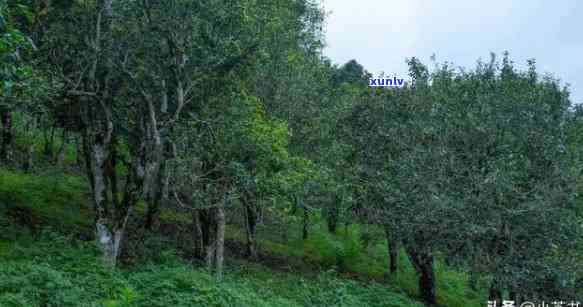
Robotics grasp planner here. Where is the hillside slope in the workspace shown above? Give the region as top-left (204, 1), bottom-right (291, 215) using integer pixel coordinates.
top-left (0, 169), bottom-right (425, 307)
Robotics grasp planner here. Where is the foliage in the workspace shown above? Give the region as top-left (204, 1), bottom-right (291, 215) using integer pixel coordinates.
top-left (0, 0), bottom-right (582, 303)
top-left (0, 168), bottom-right (90, 232)
top-left (344, 53), bottom-right (581, 300)
top-left (0, 228), bottom-right (424, 307)
top-left (0, 1), bottom-right (33, 99)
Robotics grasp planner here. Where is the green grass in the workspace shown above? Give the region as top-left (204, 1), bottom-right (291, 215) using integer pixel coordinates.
top-left (227, 262), bottom-right (423, 307)
top-left (0, 169), bottom-right (91, 234)
top-left (0, 225), bottom-right (423, 307)
top-left (228, 218), bottom-right (488, 307)
top-left (0, 168), bottom-right (486, 306)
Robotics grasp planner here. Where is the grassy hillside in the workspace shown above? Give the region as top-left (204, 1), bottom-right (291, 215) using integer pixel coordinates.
top-left (0, 169), bottom-right (422, 307)
top-left (0, 231), bottom-right (425, 307)
top-left (0, 168), bottom-right (488, 307)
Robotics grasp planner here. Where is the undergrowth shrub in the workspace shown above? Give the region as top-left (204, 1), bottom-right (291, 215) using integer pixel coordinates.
top-left (128, 265), bottom-right (296, 307)
top-left (0, 169), bottom-right (90, 233)
top-left (0, 231), bottom-right (130, 306)
top-left (230, 265), bottom-right (424, 307)
top-left (303, 226), bottom-right (339, 266)
top-left (121, 232), bottom-right (184, 266)
top-left (302, 223), bottom-right (363, 270)
top-left (0, 262), bottom-right (87, 306)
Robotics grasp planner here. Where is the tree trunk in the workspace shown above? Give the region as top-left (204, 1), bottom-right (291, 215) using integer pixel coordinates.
top-left (75, 136), bottom-right (83, 169)
top-left (56, 130), bottom-right (67, 166)
top-left (83, 0), bottom-right (131, 267)
top-left (326, 206), bottom-right (338, 234)
top-left (142, 119), bottom-right (170, 231)
top-left (145, 196), bottom-right (161, 231)
top-left (91, 140), bottom-right (115, 265)
top-left (192, 210), bottom-right (204, 260)
top-left (205, 239), bottom-right (215, 268)
top-left (1, 110), bottom-right (13, 162)
top-left (145, 151), bottom-right (168, 230)
top-left (384, 226), bottom-right (398, 274)
top-left (43, 126), bottom-right (55, 160)
top-left (405, 245), bottom-right (437, 306)
top-left (87, 126), bottom-right (140, 267)
top-left (302, 206), bottom-right (309, 240)
top-left (142, 157), bottom-right (161, 229)
top-left (488, 278), bottom-right (502, 305)
top-left (215, 206), bottom-right (225, 280)
top-left (244, 200), bottom-right (258, 259)
top-left (23, 144), bottom-right (34, 172)
top-left (96, 220), bottom-right (124, 266)
top-left (198, 209), bottom-right (216, 268)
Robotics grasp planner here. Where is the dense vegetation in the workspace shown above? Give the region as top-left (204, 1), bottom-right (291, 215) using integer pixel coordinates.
top-left (1, 1), bottom-right (582, 306)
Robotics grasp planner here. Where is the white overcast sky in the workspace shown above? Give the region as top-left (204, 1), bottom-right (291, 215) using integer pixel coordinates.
top-left (321, 0), bottom-right (583, 103)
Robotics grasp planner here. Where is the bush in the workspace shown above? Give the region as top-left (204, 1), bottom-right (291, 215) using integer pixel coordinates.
top-left (0, 262), bottom-right (87, 306)
top-left (0, 169), bottom-right (90, 234)
top-left (302, 223), bottom-right (364, 270)
top-left (127, 265), bottom-right (294, 307)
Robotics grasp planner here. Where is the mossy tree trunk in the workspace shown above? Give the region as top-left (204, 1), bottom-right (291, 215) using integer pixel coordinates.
top-left (244, 197), bottom-right (258, 259)
top-left (0, 110), bottom-right (13, 162)
top-left (384, 226), bottom-right (398, 274)
top-left (404, 244), bottom-right (436, 306)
